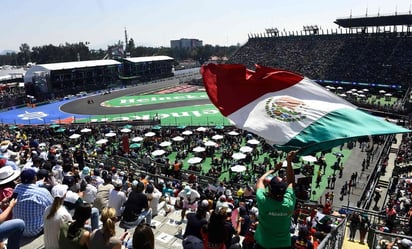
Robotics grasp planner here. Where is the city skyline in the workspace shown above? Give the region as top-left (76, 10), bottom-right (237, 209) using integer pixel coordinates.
top-left (1, 0), bottom-right (412, 52)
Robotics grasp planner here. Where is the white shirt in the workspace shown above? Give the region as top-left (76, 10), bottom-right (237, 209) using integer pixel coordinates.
top-left (146, 188), bottom-right (162, 216)
top-left (83, 183), bottom-right (97, 204)
top-left (108, 189), bottom-right (127, 217)
top-left (43, 205), bottom-right (72, 249)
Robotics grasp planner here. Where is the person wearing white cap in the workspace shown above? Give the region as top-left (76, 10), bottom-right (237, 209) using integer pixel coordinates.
top-left (178, 185), bottom-right (200, 224)
top-left (43, 184), bottom-right (73, 249)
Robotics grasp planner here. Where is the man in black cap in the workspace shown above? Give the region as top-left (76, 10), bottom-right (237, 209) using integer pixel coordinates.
top-left (254, 151), bottom-right (297, 249)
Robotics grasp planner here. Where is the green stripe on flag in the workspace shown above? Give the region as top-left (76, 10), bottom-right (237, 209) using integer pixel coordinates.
top-left (277, 108), bottom-right (409, 155)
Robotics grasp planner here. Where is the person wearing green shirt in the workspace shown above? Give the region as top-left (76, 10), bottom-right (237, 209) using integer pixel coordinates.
top-left (254, 151), bottom-right (297, 249)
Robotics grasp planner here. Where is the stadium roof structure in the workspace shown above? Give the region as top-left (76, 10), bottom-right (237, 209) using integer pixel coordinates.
top-left (35, 59), bottom-right (121, 71)
top-left (24, 59), bottom-right (121, 83)
top-left (123, 55), bottom-right (174, 63)
top-left (334, 13), bottom-right (412, 28)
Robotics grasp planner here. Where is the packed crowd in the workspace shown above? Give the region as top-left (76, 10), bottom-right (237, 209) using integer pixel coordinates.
top-left (0, 122), bottom-right (352, 249)
top-left (229, 33), bottom-right (412, 87)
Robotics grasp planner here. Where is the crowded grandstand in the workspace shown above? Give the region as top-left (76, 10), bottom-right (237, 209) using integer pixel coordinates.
top-left (1, 12), bottom-right (412, 249)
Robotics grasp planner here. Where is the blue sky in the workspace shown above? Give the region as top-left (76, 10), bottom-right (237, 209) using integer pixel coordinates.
top-left (1, 0), bottom-right (411, 51)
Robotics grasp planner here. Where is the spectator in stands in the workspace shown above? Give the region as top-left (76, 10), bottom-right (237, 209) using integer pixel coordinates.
top-left (58, 203), bottom-right (92, 249)
top-left (145, 181), bottom-right (170, 217)
top-left (108, 179), bottom-right (127, 219)
top-left (292, 226), bottom-right (314, 249)
top-left (128, 223), bottom-right (155, 249)
top-left (94, 171), bottom-right (114, 211)
top-left (182, 200), bottom-right (209, 249)
top-left (201, 208), bottom-right (229, 249)
top-left (178, 185), bottom-right (200, 224)
top-left (348, 211), bottom-right (361, 242)
top-left (385, 203), bottom-right (397, 232)
top-left (0, 195), bottom-right (24, 249)
top-left (62, 175), bottom-right (100, 231)
top-left (89, 207), bottom-right (129, 249)
top-left (121, 181), bottom-right (154, 228)
top-left (358, 213), bottom-right (370, 245)
top-left (254, 150), bottom-right (296, 249)
top-left (13, 168), bottom-right (53, 237)
top-left (82, 175), bottom-right (97, 204)
top-left (44, 184), bottom-right (73, 249)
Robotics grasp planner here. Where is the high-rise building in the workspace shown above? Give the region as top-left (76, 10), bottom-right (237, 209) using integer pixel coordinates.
top-left (170, 38), bottom-right (203, 49)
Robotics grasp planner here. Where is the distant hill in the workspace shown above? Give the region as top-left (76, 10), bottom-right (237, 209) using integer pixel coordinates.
top-left (0, 50), bottom-right (16, 55)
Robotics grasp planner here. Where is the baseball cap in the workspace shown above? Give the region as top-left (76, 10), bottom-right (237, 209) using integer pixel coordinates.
top-left (51, 184), bottom-right (68, 198)
top-left (20, 168), bottom-right (36, 184)
top-left (269, 176), bottom-right (287, 201)
top-left (113, 179), bottom-right (123, 188)
top-left (184, 185), bottom-right (191, 194)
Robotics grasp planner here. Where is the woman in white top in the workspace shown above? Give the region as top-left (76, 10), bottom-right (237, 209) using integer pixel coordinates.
top-left (43, 184), bottom-right (72, 249)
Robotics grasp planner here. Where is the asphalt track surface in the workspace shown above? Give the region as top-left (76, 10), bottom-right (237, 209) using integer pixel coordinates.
top-left (60, 80), bottom-right (211, 115)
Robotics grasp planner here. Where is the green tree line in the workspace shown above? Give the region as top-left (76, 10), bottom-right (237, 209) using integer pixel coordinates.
top-left (0, 39), bottom-right (239, 66)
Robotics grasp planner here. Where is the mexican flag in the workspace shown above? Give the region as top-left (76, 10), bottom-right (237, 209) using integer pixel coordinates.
top-left (201, 63), bottom-right (410, 155)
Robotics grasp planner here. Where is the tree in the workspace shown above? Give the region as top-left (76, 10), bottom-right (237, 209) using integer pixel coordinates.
top-left (19, 43), bottom-right (31, 65)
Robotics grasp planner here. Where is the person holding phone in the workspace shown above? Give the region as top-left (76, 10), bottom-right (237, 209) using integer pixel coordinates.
top-left (0, 195), bottom-right (25, 249)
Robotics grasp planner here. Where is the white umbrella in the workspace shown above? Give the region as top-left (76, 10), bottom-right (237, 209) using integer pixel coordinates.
top-left (81, 128), bottom-right (92, 133)
top-left (204, 141), bottom-right (217, 147)
top-left (131, 137), bottom-right (144, 142)
top-left (231, 165), bottom-right (247, 173)
top-left (228, 131), bottom-right (239, 136)
top-left (379, 90), bottom-right (386, 94)
top-left (69, 133), bottom-right (81, 139)
top-left (339, 93), bottom-right (347, 97)
top-left (193, 146), bottom-right (206, 152)
top-left (337, 86), bottom-right (343, 90)
top-left (247, 139), bottom-right (260, 145)
top-left (159, 141), bottom-right (172, 147)
top-left (145, 132), bottom-right (156, 137)
top-left (362, 88), bottom-right (369, 92)
top-left (187, 157), bottom-right (203, 164)
top-left (105, 132), bottom-right (117, 137)
top-left (212, 134), bottom-right (224, 140)
top-left (120, 128), bottom-right (132, 133)
top-left (240, 146), bottom-right (253, 153)
top-left (96, 139), bottom-right (108, 145)
top-left (172, 136), bottom-right (184, 142)
top-left (384, 93), bottom-right (392, 97)
top-left (196, 127), bottom-right (207, 132)
top-left (301, 155), bottom-right (318, 162)
top-left (151, 149), bottom-right (166, 156)
top-left (232, 152), bottom-right (246, 160)
top-left (182, 130), bottom-right (193, 136)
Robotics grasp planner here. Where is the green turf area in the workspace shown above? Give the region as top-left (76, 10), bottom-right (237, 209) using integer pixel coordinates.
top-left (102, 92), bottom-right (209, 107)
top-left (75, 104), bottom-right (232, 126)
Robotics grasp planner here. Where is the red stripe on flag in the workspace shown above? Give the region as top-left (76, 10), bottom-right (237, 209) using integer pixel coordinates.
top-left (201, 64), bottom-right (304, 116)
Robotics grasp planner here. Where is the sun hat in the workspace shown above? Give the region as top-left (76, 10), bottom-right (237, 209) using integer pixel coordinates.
top-left (0, 166), bottom-right (20, 185)
top-left (51, 184), bottom-right (68, 198)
